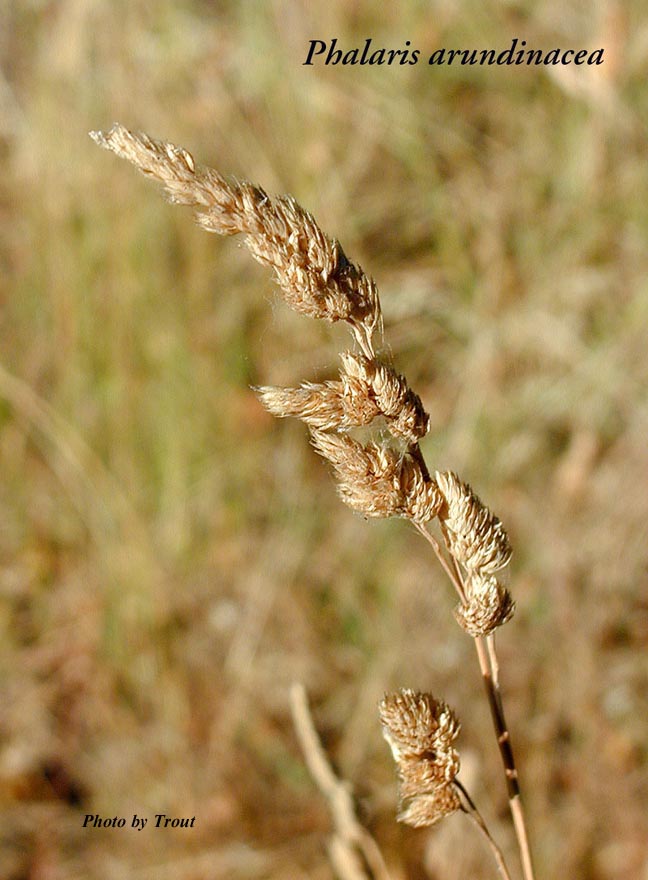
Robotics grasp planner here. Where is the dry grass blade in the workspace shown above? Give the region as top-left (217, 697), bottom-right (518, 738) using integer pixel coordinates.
top-left (290, 684), bottom-right (392, 880)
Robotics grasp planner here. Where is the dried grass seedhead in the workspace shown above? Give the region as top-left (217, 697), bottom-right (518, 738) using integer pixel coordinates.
top-left (311, 431), bottom-right (442, 523)
top-left (92, 124), bottom-right (438, 531)
top-left (397, 786), bottom-right (462, 828)
top-left (93, 124), bottom-right (532, 877)
top-left (255, 379), bottom-right (380, 432)
top-left (90, 124), bottom-right (382, 351)
top-left (379, 690), bottom-right (461, 828)
top-left (340, 352), bottom-right (430, 444)
top-left (454, 573), bottom-right (516, 637)
top-left (379, 690), bottom-right (461, 761)
top-left (436, 471), bottom-right (512, 576)
top-left (256, 351), bottom-right (429, 445)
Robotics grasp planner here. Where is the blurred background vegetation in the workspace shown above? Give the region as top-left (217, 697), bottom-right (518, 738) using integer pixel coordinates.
top-left (1, 1), bottom-right (647, 878)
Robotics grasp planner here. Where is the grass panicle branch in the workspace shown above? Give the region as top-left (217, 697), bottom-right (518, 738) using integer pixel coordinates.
top-left (256, 351), bottom-right (429, 444)
top-left (90, 124), bottom-right (381, 354)
top-left (93, 124), bottom-right (536, 880)
top-left (454, 779), bottom-right (515, 880)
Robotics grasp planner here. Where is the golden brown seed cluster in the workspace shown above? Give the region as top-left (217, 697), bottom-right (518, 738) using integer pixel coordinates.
top-left (91, 124), bottom-right (515, 636)
top-left (90, 125), bottom-right (380, 352)
top-left (92, 125), bottom-right (521, 837)
top-left (310, 431), bottom-right (442, 522)
top-left (91, 126), bottom-right (440, 521)
top-left (436, 471), bottom-right (512, 574)
top-left (379, 690), bottom-right (461, 827)
top-left (436, 471), bottom-right (515, 636)
top-left (454, 573), bottom-right (516, 637)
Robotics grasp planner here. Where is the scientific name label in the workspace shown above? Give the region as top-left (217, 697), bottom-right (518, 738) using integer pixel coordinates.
top-left (303, 38), bottom-right (604, 68)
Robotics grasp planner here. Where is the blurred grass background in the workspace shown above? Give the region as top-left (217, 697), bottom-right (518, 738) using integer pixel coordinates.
top-left (1, 1), bottom-right (648, 878)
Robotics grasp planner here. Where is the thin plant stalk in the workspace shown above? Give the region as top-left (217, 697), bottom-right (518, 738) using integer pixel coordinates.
top-left (290, 683), bottom-right (392, 880)
top-left (487, 634), bottom-right (536, 880)
top-left (416, 518), bottom-right (535, 880)
top-left (413, 521), bottom-right (467, 604)
top-left (442, 522), bottom-right (535, 880)
top-left (473, 636), bottom-right (536, 880)
top-left (454, 779), bottom-right (514, 880)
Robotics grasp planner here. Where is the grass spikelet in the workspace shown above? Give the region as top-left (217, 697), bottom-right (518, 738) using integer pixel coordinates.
top-left (310, 431), bottom-right (441, 523)
top-left (397, 787), bottom-right (462, 828)
top-left (379, 690), bottom-right (461, 827)
top-left (436, 470), bottom-right (513, 576)
top-left (310, 431), bottom-right (407, 518)
top-left (379, 689), bottom-right (461, 760)
top-left (455, 573), bottom-right (516, 636)
top-left (256, 351), bottom-right (429, 443)
top-left (254, 380), bottom-right (373, 431)
top-left (339, 352), bottom-right (430, 443)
